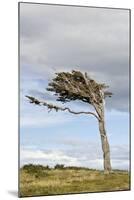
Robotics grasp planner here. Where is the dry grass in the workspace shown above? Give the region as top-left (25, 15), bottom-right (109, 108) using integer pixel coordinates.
top-left (19, 166), bottom-right (130, 197)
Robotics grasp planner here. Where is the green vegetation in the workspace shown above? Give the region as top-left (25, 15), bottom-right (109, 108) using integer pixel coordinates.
top-left (19, 164), bottom-right (130, 197)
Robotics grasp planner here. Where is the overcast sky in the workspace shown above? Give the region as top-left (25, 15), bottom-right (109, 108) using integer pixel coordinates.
top-left (20, 3), bottom-right (130, 170)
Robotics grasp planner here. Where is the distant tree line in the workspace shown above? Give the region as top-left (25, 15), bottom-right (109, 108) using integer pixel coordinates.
top-left (21, 164), bottom-right (127, 174)
top-left (21, 164), bottom-right (94, 171)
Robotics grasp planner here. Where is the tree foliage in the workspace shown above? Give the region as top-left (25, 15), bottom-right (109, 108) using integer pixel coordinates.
top-left (47, 70), bottom-right (112, 105)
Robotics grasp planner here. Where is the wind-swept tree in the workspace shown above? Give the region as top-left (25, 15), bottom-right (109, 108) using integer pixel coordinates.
top-left (26, 70), bottom-right (113, 174)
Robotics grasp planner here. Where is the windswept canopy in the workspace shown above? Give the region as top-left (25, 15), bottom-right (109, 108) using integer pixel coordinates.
top-left (47, 70), bottom-right (112, 105)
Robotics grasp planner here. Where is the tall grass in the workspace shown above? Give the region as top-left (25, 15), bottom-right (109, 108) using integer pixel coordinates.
top-left (19, 164), bottom-right (130, 197)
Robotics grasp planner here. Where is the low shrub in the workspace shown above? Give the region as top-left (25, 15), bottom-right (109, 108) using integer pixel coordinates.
top-left (54, 164), bottom-right (64, 169)
top-left (22, 164), bottom-right (50, 175)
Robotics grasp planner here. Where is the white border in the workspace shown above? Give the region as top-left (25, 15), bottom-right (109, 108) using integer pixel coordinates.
top-left (0, 0), bottom-right (133, 199)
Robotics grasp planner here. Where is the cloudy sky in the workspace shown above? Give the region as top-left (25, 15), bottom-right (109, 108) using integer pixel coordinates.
top-left (20, 3), bottom-right (130, 170)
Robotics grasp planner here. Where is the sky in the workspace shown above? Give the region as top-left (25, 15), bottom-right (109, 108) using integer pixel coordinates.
top-left (20, 3), bottom-right (130, 170)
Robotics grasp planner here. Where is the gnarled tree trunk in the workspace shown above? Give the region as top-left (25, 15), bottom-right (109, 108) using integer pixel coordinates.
top-left (94, 99), bottom-right (112, 174)
top-left (98, 119), bottom-right (112, 173)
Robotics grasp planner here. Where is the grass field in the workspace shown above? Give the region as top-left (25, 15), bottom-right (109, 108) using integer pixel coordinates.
top-left (19, 164), bottom-right (130, 197)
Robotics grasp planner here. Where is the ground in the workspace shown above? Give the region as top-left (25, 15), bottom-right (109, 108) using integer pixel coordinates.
top-left (19, 165), bottom-right (130, 197)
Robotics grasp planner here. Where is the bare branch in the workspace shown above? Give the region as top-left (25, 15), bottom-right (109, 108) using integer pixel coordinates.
top-left (26, 95), bottom-right (100, 121)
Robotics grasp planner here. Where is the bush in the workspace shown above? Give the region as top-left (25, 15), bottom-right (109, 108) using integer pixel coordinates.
top-left (54, 164), bottom-right (64, 169)
top-left (22, 164), bottom-right (50, 176)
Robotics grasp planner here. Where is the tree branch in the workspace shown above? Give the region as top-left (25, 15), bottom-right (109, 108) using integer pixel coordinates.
top-left (26, 95), bottom-right (100, 121)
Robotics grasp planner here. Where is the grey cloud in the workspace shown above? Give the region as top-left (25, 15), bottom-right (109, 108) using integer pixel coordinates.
top-left (20, 3), bottom-right (130, 112)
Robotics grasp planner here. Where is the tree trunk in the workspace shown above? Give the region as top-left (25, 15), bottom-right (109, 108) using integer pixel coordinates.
top-left (98, 119), bottom-right (112, 173)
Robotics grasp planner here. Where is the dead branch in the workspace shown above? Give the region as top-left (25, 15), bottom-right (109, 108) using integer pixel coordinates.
top-left (26, 95), bottom-right (100, 120)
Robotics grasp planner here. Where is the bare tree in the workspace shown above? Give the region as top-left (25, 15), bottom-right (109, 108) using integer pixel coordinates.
top-left (26, 70), bottom-right (113, 174)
